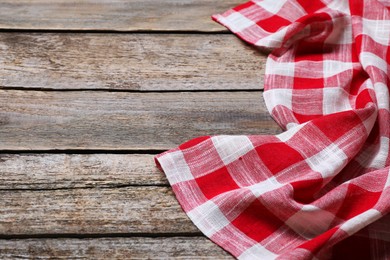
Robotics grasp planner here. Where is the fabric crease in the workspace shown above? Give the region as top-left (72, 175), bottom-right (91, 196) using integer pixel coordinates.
top-left (156, 0), bottom-right (390, 259)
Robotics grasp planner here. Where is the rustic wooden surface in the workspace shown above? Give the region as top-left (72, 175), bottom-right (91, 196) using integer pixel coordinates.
top-left (0, 187), bottom-right (199, 235)
top-left (0, 238), bottom-right (233, 259)
top-left (0, 154), bottom-right (167, 189)
top-left (0, 90), bottom-right (279, 150)
top-left (0, 1), bottom-right (273, 259)
top-left (0, 33), bottom-right (265, 91)
top-left (0, 0), bottom-right (241, 32)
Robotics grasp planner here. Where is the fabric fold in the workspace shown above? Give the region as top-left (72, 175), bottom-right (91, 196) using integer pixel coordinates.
top-left (156, 0), bottom-right (390, 259)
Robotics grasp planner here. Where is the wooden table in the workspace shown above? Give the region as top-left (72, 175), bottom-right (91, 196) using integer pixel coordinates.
top-left (0, 1), bottom-right (280, 258)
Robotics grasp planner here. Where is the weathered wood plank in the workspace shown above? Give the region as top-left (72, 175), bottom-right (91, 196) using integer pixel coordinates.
top-left (0, 33), bottom-right (265, 91)
top-left (0, 154), bottom-right (167, 190)
top-left (0, 90), bottom-right (280, 150)
top-left (0, 237), bottom-right (233, 259)
top-left (0, 0), bottom-right (239, 32)
top-left (0, 187), bottom-right (198, 234)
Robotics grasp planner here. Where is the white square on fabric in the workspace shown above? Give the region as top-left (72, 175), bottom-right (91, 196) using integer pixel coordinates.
top-left (369, 137), bottom-right (390, 169)
top-left (385, 169), bottom-right (390, 188)
top-left (374, 82), bottom-right (390, 110)
top-left (223, 12), bottom-right (255, 33)
top-left (254, 0), bottom-right (288, 14)
top-left (327, 1), bottom-right (351, 15)
top-left (255, 26), bottom-right (288, 48)
top-left (378, 0), bottom-right (390, 5)
top-left (285, 205), bottom-right (337, 239)
top-left (326, 17), bottom-right (353, 44)
top-left (305, 143), bottom-right (348, 179)
top-left (248, 177), bottom-right (283, 197)
top-left (322, 88), bottom-right (352, 114)
top-left (266, 59), bottom-right (295, 77)
top-left (158, 151), bottom-right (194, 185)
top-left (323, 60), bottom-right (353, 78)
top-left (363, 18), bottom-right (390, 45)
top-left (277, 122), bottom-right (306, 142)
top-left (238, 243), bottom-right (278, 260)
top-left (360, 52), bottom-right (388, 73)
top-left (360, 105), bottom-right (378, 134)
top-left (212, 135), bottom-right (254, 165)
top-left (263, 89), bottom-right (293, 111)
top-left (187, 200), bottom-right (230, 237)
top-left (340, 209), bottom-right (382, 235)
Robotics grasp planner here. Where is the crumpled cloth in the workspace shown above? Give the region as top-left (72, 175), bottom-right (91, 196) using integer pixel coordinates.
top-left (155, 0), bottom-right (390, 259)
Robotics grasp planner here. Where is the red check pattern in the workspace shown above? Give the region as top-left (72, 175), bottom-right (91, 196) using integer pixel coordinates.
top-left (155, 1), bottom-right (390, 259)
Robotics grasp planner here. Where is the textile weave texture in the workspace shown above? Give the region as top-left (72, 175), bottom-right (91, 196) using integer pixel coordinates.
top-left (155, 0), bottom-right (390, 259)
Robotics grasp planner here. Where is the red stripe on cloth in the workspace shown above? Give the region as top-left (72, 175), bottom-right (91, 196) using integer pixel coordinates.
top-left (256, 15), bottom-right (291, 33)
top-left (231, 198), bottom-right (285, 242)
top-left (156, 0), bottom-right (390, 259)
top-left (295, 0), bottom-right (327, 14)
top-left (178, 136), bottom-right (211, 150)
top-left (255, 142), bottom-right (304, 174)
top-left (195, 166), bottom-right (240, 200)
top-left (232, 1), bottom-right (255, 12)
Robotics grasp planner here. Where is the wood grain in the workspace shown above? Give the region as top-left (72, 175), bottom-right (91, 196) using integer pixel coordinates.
top-left (0, 1), bottom-right (274, 259)
top-left (0, 154), bottom-right (167, 190)
top-left (0, 0), bottom-right (240, 32)
top-left (0, 90), bottom-right (280, 151)
top-left (0, 33), bottom-right (265, 91)
top-left (0, 237), bottom-right (233, 259)
top-left (0, 187), bottom-right (198, 235)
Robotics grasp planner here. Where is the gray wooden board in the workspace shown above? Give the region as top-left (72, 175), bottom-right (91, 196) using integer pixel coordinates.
top-left (0, 237), bottom-right (233, 259)
top-left (0, 0), bottom-right (274, 259)
top-left (0, 0), bottom-right (241, 32)
top-left (0, 90), bottom-right (280, 150)
top-left (0, 187), bottom-right (198, 235)
top-left (0, 154), bottom-right (167, 189)
top-left (0, 33), bottom-right (266, 91)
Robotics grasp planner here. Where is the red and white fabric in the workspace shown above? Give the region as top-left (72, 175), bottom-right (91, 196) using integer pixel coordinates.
top-left (155, 0), bottom-right (390, 259)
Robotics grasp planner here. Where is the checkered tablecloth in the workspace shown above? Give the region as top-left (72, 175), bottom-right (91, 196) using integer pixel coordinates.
top-left (156, 1), bottom-right (390, 259)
